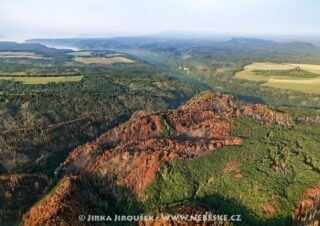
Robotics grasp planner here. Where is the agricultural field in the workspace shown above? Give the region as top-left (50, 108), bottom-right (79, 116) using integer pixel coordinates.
top-left (288, 64), bottom-right (320, 74)
top-left (235, 62), bottom-right (320, 93)
top-left (0, 75), bottom-right (83, 84)
top-left (68, 51), bottom-right (124, 57)
top-left (73, 56), bottom-right (135, 65)
top-left (0, 51), bottom-right (47, 59)
top-left (244, 62), bottom-right (297, 71)
top-left (262, 80), bottom-right (320, 93)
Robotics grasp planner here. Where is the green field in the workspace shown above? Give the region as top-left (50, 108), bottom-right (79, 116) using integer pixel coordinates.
top-left (235, 62), bottom-right (320, 93)
top-left (0, 76), bottom-right (83, 84)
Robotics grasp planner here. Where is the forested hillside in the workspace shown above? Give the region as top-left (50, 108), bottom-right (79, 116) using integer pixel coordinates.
top-left (0, 42), bottom-right (203, 225)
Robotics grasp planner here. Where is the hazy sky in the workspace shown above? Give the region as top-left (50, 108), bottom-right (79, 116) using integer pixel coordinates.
top-left (0, 0), bottom-right (319, 41)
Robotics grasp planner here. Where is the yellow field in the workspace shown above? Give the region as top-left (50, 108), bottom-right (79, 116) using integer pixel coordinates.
top-left (287, 64), bottom-right (320, 74)
top-left (235, 62), bottom-right (320, 93)
top-left (0, 76), bottom-right (83, 84)
top-left (74, 57), bottom-right (135, 65)
top-left (235, 70), bottom-right (312, 81)
top-left (244, 62), bottom-right (296, 71)
top-left (243, 62), bottom-right (320, 75)
top-left (0, 51), bottom-right (46, 59)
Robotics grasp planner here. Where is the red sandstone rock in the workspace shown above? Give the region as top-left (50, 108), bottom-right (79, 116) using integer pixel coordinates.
top-left (22, 91), bottom-right (293, 225)
top-left (62, 92), bottom-right (292, 196)
top-left (293, 183), bottom-right (320, 226)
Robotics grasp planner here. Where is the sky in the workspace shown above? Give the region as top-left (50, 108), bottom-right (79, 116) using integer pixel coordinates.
top-left (0, 0), bottom-right (320, 41)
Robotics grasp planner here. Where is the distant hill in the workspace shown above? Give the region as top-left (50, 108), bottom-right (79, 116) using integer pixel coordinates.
top-left (26, 36), bottom-right (317, 50)
top-left (226, 37), bottom-right (277, 45)
top-left (224, 38), bottom-right (315, 49)
top-left (0, 41), bottom-right (71, 54)
top-left (26, 36), bottom-right (320, 63)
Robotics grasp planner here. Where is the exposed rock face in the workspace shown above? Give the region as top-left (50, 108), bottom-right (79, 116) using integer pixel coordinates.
top-left (63, 92), bottom-right (291, 195)
top-left (22, 176), bottom-right (87, 226)
top-left (21, 91), bottom-right (293, 225)
top-left (0, 115), bottom-right (124, 225)
top-left (297, 116), bottom-right (320, 125)
top-left (63, 92), bottom-right (244, 195)
top-left (293, 183), bottom-right (320, 226)
top-left (181, 92), bottom-right (292, 125)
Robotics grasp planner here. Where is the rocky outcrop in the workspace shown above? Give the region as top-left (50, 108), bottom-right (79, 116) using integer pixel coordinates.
top-left (22, 91), bottom-right (293, 225)
top-left (293, 183), bottom-right (320, 226)
top-left (22, 176), bottom-right (87, 226)
top-left (297, 116), bottom-right (320, 125)
top-left (63, 92), bottom-right (292, 195)
top-left (181, 92), bottom-right (293, 125)
top-left (63, 93), bottom-right (244, 195)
